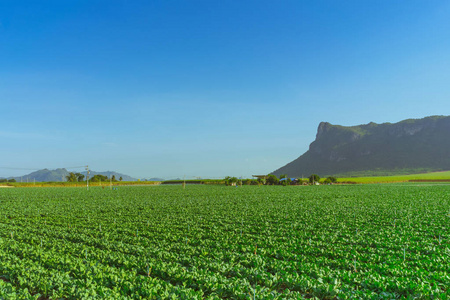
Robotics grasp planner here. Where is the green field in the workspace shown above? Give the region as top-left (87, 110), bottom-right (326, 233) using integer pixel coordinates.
top-left (339, 170), bottom-right (450, 183)
top-left (1, 184), bottom-right (450, 299)
top-left (0, 181), bottom-right (162, 188)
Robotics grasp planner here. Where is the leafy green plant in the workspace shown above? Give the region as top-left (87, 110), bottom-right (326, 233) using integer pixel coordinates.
top-left (0, 184), bottom-right (449, 298)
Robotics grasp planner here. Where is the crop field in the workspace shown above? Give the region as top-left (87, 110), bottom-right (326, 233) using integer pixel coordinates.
top-left (338, 170), bottom-right (450, 184)
top-left (1, 184), bottom-right (450, 299)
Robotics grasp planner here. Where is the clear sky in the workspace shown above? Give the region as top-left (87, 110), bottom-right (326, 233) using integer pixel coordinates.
top-left (1, 1), bottom-right (450, 179)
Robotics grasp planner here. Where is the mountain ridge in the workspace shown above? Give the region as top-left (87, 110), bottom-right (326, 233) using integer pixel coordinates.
top-left (1, 168), bottom-right (137, 182)
top-left (272, 115), bottom-right (450, 177)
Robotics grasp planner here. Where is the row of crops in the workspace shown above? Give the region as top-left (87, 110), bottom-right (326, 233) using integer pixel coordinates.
top-left (0, 184), bottom-right (449, 299)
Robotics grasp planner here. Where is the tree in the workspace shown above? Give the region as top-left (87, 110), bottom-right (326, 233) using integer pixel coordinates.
top-left (257, 177), bottom-right (266, 185)
top-left (119, 176), bottom-right (123, 181)
top-left (279, 174), bottom-right (292, 186)
top-left (324, 176), bottom-right (337, 184)
top-left (76, 173), bottom-right (85, 182)
top-left (66, 172), bottom-right (78, 182)
top-left (66, 172), bottom-right (84, 182)
top-left (281, 177), bottom-right (292, 186)
top-left (90, 175), bottom-right (109, 182)
top-left (224, 176), bottom-right (239, 186)
top-left (66, 172), bottom-right (85, 182)
top-left (297, 178), bottom-right (306, 185)
top-left (309, 174), bottom-right (320, 184)
top-left (266, 174), bottom-right (279, 185)
top-left (112, 175), bottom-right (116, 182)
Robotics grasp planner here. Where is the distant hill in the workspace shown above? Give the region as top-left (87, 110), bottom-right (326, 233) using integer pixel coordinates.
top-left (9, 168), bottom-right (70, 182)
top-left (272, 115), bottom-right (450, 177)
top-left (146, 178), bottom-right (165, 181)
top-left (6, 168), bottom-right (137, 182)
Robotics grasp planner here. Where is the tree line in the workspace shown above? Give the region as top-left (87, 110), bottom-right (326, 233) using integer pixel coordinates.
top-left (65, 172), bottom-right (123, 182)
top-left (0, 178), bottom-right (16, 183)
top-left (224, 174), bottom-right (337, 186)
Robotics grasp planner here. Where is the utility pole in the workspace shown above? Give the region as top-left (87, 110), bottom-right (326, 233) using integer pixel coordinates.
top-left (86, 165), bottom-right (90, 190)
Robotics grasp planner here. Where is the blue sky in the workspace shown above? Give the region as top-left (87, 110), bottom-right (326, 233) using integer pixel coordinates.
top-left (1, 1), bottom-right (450, 179)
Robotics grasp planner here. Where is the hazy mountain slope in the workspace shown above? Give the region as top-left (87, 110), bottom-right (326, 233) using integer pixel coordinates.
top-left (11, 168), bottom-right (70, 182)
top-left (272, 115), bottom-right (450, 177)
top-left (8, 169), bottom-right (137, 182)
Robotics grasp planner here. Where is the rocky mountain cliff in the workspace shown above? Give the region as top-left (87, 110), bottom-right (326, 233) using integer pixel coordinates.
top-left (272, 115), bottom-right (450, 177)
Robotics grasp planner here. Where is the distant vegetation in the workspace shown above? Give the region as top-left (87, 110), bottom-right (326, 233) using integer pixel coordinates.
top-left (222, 174), bottom-right (337, 186)
top-left (90, 174), bottom-right (116, 183)
top-left (0, 180), bottom-right (161, 188)
top-left (3, 170), bottom-right (450, 188)
top-left (0, 179), bottom-right (16, 183)
top-left (65, 172), bottom-right (85, 182)
top-left (338, 170), bottom-right (450, 184)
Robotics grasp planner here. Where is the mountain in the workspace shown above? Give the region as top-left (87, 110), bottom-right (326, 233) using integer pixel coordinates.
top-left (146, 178), bottom-right (165, 181)
top-left (272, 115), bottom-right (450, 177)
top-left (10, 168), bottom-right (69, 182)
top-left (7, 168), bottom-right (137, 182)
